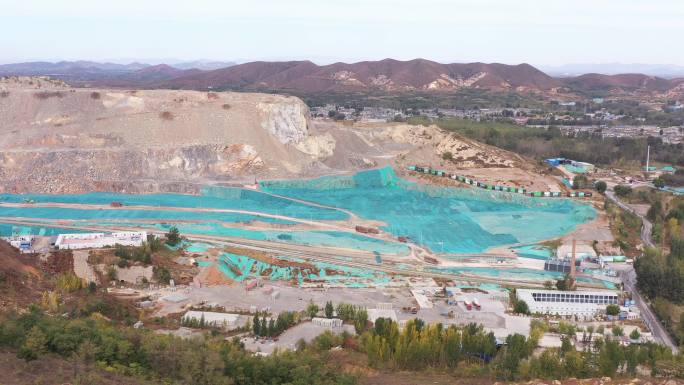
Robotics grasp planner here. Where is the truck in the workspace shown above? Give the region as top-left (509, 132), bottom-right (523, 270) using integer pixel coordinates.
top-left (464, 298), bottom-right (472, 311)
top-left (473, 298), bottom-right (481, 310)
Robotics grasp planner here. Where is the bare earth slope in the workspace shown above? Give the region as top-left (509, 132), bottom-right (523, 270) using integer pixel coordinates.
top-left (0, 77), bottom-right (554, 193)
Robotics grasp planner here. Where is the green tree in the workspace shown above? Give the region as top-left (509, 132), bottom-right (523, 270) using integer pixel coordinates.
top-left (629, 329), bottom-right (641, 340)
top-left (354, 308), bottom-right (368, 334)
top-left (154, 267), bottom-right (171, 284)
top-left (595, 180), bottom-right (607, 194)
top-left (324, 301), bottom-right (334, 319)
top-left (165, 226), bottom-right (181, 246)
top-left (654, 178), bottom-right (666, 189)
top-left (306, 300), bottom-right (319, 319)
top-left (612, 325), bottom-right (624, 337)
top-left (514, 300), bottom-right (530, 315)
top-left (647, 200), bottom-right (663, 222)
top-left (573, 175), bottom-right (588, 189)
top-left (252, 315), bottom-right (261, 336)
top-left (606, 304), bottom-right (620, 316)
top-left (613, 184), bottom-right (633, 197)
top-left (18, 326), bottom-right (47, 361)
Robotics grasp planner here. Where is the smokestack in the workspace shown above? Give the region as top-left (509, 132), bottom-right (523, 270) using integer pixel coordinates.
top-left (570, 239), bottom-right (577, 290)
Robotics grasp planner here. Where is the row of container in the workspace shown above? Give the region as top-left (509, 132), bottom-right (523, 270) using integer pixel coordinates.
top-left (408, 166), bottom-right (592, 198)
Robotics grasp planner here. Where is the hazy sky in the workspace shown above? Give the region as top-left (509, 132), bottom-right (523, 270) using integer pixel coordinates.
top-left (1, 0), bottom-right (682, 66)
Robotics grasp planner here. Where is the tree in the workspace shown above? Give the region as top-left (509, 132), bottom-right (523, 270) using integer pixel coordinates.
top-left (154, 267), bottom-right (171, 284)
top-left (252, 315), bottom-right (261, 336)
top-left (324, 301), bottom-right (334, 319)
top-left (514, 300), bottom-right (530, 315)
top-left (573, 175), bottom-right (588, 189)
top-left (611, 325), bottom-right (624, 337)
top-left (556, 274), bottom-right (574, 291)
top-left (354, 308), bottom-right (368, 334)
top-left (543, 280), bottom-right (554, 289)
top-left (306, 300), bottom-right (319, 319)
top-left (629, 329), bottom-right (641, 340)
top-left (613, 184), bottom-right (633, 197)
top-left (606, 304), bottom-right (620, 316)
top-left (18, 326), bottom-right (47, 361)
top-left (654, 178), bottom-right (666, 189)
top-left (595, 180), bottom-right (607, 194)
top-left (442, 151), bottom-right (453, 161)
top-left (166, 226), bottom-right (181, 246)
top-left (647, 200), bottom-right (663, 221)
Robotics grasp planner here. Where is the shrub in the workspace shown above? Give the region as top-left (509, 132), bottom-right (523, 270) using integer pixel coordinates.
top-left (33, 91), bottom-right (64, 99)
top-left (442, 151), bottom-right (453, 161)
top-left (90, 91), bottom-right (101, 99)
top-left (55, 272), bottom-right (85, 293)
top-left (159, 111), bottom-right (174, 121)
top-left (222, 103), bottom-right (231, 110)
top-left (613, 185), bottom-right (633, 197)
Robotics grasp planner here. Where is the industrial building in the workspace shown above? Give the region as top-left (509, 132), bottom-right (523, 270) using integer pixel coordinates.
top-left (544, 259), bottom-right (581, 273)
top-left (1, 235), bottom-right (34, 252)
top-left (54, 231), bottom-right (147, 250)
top-left (516, 289), bottom-right (619, 317)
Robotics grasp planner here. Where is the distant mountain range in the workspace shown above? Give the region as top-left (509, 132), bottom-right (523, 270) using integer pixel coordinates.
top-left (542, 63), bottom-right (684, 79)
top-left (1, 59), bottom-right (683, 98)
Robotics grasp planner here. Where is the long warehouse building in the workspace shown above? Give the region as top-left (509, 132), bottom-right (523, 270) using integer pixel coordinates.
top-left (516, 289), bottom-right (619, 317)
top-left (55, 231), bottom-right (147, 250)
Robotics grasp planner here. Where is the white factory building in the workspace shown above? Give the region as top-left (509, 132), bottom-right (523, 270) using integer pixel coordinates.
top-left (182, 311), bottom-right (243, 330)
top-left (516, 289), bottom-right (619, 317)
top-left (55, 231), bottom-right (147, 250)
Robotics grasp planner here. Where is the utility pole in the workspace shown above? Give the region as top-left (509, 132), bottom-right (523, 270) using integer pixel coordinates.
top-left (646, 145), bottom-right (650, 174)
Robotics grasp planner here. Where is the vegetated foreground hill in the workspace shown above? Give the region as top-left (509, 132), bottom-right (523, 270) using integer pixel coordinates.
top-left (0, 77), bottom-right (541, 194)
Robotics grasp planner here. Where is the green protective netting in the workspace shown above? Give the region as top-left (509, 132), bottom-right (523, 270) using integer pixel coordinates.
top-left (512, 244), bottom-right (554, 260)
top-left (261, 167), bottom-right (596, 254)
top-left (214, 253), bottom-right (391, 287)
top-left (0, 189), bottom-right (347, 221)
top-left (563, 164), bottom-right (587, 174)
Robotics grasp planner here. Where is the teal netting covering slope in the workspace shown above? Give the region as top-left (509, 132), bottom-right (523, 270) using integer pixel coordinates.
top-left (0, 189), bottom-right (347, 221)
top-left (0, 206), bottom-right (295, 225)
top-left (261, 167), bottom-right (596, 254)
top-left (512, 244), bottom-right (554, 260)
top-left (0, 223), bottom-right (82, 237)
top-left (214, 253), bottom-right (390, 287)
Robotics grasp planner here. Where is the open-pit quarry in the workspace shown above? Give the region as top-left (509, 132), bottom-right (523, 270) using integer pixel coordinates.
top-left (0, 78), bottom-right (618, 316)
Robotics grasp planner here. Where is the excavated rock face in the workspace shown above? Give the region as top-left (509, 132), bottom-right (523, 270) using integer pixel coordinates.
top-left (257, 99), bottom-right (309, 144)
top-left (0, 78), bottom-right (535, 194)
top-left (0, 80), bottom-right (316, 193)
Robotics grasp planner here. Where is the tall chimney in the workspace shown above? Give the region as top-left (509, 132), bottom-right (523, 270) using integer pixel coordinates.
top-left (570, 239), bottom-right (577, 290)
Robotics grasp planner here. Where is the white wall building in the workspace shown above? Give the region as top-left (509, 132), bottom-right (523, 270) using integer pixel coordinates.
top-left (55, 231), bottom-right (147, 250)
top-left (182, 311), bottom-right (242, 330)
top-left (312, 317), bottom-right (344, 328)
top-left (516, 289), bottom-right (619, 317)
